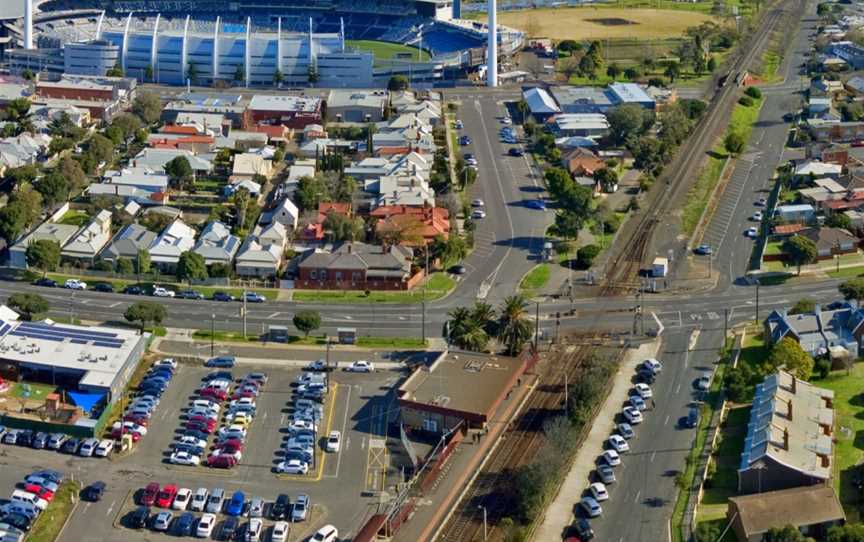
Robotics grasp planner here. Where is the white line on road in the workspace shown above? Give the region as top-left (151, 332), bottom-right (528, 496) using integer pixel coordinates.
top-left (664, 415), bottom-right (670, 426)
top-left (106, 500), bottom-right (115, 516)
top-left (674, 384), bottom-right (681, 395)
top-left (109, 302), bottom-right (122, 308)
top-left (334, 384), bottom-right (353, 477)
top-left (634, 490), bottom-right (641, 503)
top-left (266, 312), bottom-right (280, 319)
top-left (650, 450), bottom-right (657, 462)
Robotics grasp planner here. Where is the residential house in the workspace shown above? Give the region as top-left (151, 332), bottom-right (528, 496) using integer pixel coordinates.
top-left (845, 75), bottom-right (864, 96)
top-left (829, 41), bottom-right (864, 69)
top-left (774, 204), bottom-right (816, 223)
top-left (303, 124), bottom-right (327, 141)
top-left (173, 112), bottom-right (227, 136)
top-left (132, 148), bottom-right (213, 175)
top-left (223, 179), bottom-right (262, 198)
top-left (215, 130), bottom-right (269, 151)
top-left (370, 205), bottom-right (450, 245)
top-left (297, 138), bottom-right (358, 158)
top-left (99, 223), bottom-right (158, 263)
top-left (327, 90), bottom-right (387, 122)
top-left (298, 222), bottom-right (325, 243)
top-left (764, 302), bottom-right (864, 358)
top-left (562, 147), bottom-right (605, 177)
top-left (738, 371), bottom-right (835, 493)
top-left (368, 172), bottom-right (436, 208)
top-left (811, 79), bottom-right (844, 97)
top-left (263, 197), bottom-right (300, 230)
top-left (727, 486), bottom-right (845, 542)
top-left (0, 133), bottom-right (52, 170)
top-left (147, 219), bottom-right (197, 272)
top-left (192, 221), bottom-right (241, 267)
top-left (235, 222), bottom-right (287, 278)
top-left (317, 202), bottom-right (352, 223)
top-left (801, 227), bottom-right (858, 258)
top-left (148, 134), bottom-right (215, 154)
top-left (247, 94), bottom-right (322, 128)
top-left (60, 210), bottom-right (112, 264)
top-left (296, 242), bottom-right (418, 290)
top-left (793, 160), bottom-right (843, 180)
top-left (522, 87), bottom-right (561, 121)
top-left (9, 221), bottom-right (80, 269)
top-left (231, 153), bottom-right (274, 182)
top-left (807, 118), bottom-right (864, 142)
top-left (808, 97), bottom-right (838, 121)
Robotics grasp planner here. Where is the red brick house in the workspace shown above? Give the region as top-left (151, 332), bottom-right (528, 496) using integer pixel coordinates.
top-left (562, 148), bottom-right (605, 177)
top-left (370, 205), bottom-right (450, 246)
top-left (296, 242), bottom-right (421, 290)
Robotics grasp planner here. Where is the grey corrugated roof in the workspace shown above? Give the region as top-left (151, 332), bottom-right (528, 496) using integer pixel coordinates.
top-left (101, 223), bottom-right (157, 260)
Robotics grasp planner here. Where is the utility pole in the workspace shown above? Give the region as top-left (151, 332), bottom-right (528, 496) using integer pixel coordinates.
top-left (422, 300), bottom-right (426, 344)
top-left (755, 281), bottom-right (760, 324)
top-left (534, 301), bottom-right (540, 351)
top-left (210, 313), bottom-right (215, 358)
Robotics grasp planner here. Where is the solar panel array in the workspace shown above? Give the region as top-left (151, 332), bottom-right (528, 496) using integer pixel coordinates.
top-left (8, 322), bottom-right (125, 349)
top-left (0, 319), bottom-right (12, 337)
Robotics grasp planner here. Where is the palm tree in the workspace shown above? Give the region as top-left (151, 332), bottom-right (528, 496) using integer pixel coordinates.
top-left (497, 295), bottom-right (532, 356)
top-left (462, 327), bottom-right (490, 352)
top-left (445, 307), bottom-right (472, 345)
top-left (471, 302), bottom-right (497, 336)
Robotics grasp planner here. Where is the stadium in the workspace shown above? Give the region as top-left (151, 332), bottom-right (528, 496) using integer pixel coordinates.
top-left (4, 0), bottom-right (524, 87)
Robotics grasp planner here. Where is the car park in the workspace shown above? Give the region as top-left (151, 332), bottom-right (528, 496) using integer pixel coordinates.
top-left (623, 406), bottom-right (643, 424)
top-left (310, 525), bottom-right (338, 542)
top-left (173, 488), bottom-right (192, 510)
top-left (580, 496), bottom-right (602, 518)
top-left (601, 450), bottom-right (621, 467)
top-left (617, 423), bottom-right (634, 439)
top-left (608, 434), bottom-right (629, 453)
top-left (196, 513), bottom-right (216, 538)
top-left (589, 482), bottom-right (609, 501)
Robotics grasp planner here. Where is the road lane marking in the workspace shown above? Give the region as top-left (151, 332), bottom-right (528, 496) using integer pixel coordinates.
top-left (109, 302), bottom-right (122, 308)
top-left (674, 383), bottom-right (681, 395)
top-left (664, 415), bottom-right (670, 426)
top-left (650, 450), bottom-right (656, 462)
top-left (267, 312), bottom-right (280, 319)
top-left (333, 384), bottom-right (353, 478)
top-left (634, 490), bottom-right (641, 503)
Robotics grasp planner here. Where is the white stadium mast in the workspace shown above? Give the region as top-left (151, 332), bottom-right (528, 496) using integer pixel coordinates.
top-left (486, 0), bottom-right (496, 87)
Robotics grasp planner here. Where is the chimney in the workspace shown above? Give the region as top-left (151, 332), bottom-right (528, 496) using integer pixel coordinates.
top-left (787, 399), bottom-right (793, 420)
top-left (783, 427), bottom-right (789, 450)
top-left (24, 0), bottom-right (33, 50)
top-left (346, 243), bottom-right (352, 254)
top-left (791, 376), bottom-right (797, 395)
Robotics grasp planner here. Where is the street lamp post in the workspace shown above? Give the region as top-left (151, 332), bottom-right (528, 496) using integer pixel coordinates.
top-left (210, 313), bottom-right (215, 358)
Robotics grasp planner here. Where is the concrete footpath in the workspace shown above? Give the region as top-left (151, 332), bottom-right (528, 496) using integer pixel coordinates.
top-left (392, 373), bottom-right (539, 542)
top-left (532, 339), bottom-right (662, 540)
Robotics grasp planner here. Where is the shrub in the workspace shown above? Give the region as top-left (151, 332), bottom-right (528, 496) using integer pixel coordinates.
top-left (576, 244), bottom-right (601, 269)
top-left (738, 95), bottom-right (754, 107)
top-left (745, 86), bottom-right (762, 99)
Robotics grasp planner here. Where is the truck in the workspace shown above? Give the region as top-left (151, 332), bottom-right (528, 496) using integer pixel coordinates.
top-left (651, 257), bottom-right (668, 278)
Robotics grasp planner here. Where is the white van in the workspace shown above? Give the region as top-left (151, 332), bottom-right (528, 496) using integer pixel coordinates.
top-left (10, 490), bottom-right (47, 511)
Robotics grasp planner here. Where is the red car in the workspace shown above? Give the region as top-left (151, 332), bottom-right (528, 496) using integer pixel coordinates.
top-left (199, 388), bottom-right (228, 401)
top-left (187, 414), bottom-right (216, 425)
top-left (141, 482), bottom-right (160, 506)
top-left (123, 414), bottom-right (150, 426)
top-left (186, 420), bottom-right (216, 433)
top-left (111, 427), bottom-right (142, 441)
top-left (24, 484), bottom-right (54, 501)
top-left (156, 484), bottom-right (177, 508)
top-left (213, 438), bottom-right (243, 451)
top-left (206, 455), bottom-right (237, 469)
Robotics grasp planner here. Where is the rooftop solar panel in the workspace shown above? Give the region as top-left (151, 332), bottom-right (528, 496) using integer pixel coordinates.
top-left (0, 323), bottom-right (11, 336)
top-left (70, 339), bottom-right (88, 345)
top-left (9, 330), bottom-right (62, 342)
top-left (17, 322), bottom-right (119, 339)
top-left (14, 324), bottom-right (123, 344)
top-left (92, 341), bottom-right (121, 349)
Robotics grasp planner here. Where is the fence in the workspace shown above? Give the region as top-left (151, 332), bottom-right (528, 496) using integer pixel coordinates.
top-left (0, 413), bottom-right (101, 439)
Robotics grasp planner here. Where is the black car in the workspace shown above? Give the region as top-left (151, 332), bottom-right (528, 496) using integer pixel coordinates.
top-left (271, 494), bottom-right (290, 519)
top-left (137, 389), bottom-right (163, 400)
top-left (204, 371), bottom-right (234, 381)
top-left (32, 278), bottom-right (57, 288)
top-left (508, 147), bottom-right (524, 157)
top-left (16, 430), bottom-right (33, 446)
top-left (448, 264), bottom-right (467, 275)
top-left (83, 481), bottom-right (106, 502)
top-left (685, 406), bottom-right (700, 429)
top-left (183, 430), bottom-right (210, 442)
top-left (31, 432), bottom-right (49, 449)
top-left (128, 506), bottom-right (149, 529)
top-left (220, 516), bottom-right (239, 540)
top-left (176, 290), bottom-right (205, 300)
top-left (636, 368), bottom-right (656, 384)
top-left (284, 450), bottom-right (313, 464)
top-left (574, 518), bottom-right (594, 540)
top-left (61, 437), bottom-right (80, 454)
top-left (91, 282), bottom-right (114, 293)
top-left (123, 285), bottom-right (144, 295)
top-left (174, 512), bottom-right (195, 536)
top-left (212, 291), bottom-right (235, 302)
top-left (3, 513), bottom-right (32, 532)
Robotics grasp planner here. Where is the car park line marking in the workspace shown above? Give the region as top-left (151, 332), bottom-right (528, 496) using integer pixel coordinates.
top-left (634, 490), bottom-right (641, 503)
top-left (664, 415), bottom-right (670, 426)
top-left (333, 384), bottom-right (353, 478)
top-left (106, 500), bottom-right (115, 516)
top-left (674, 383), bottom-right (681, 395)
top-left (650, 451), bottom-right (657, 462)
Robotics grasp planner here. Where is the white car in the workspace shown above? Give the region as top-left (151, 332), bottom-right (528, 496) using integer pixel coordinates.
top-left (629, 395), bottom-right (647, 411)
top-left (305, 359), bottom-right (327, 371)
top-left (78, 438), bottom-right (98, 457)
top-left (310, 525), bottom-right (339, 542)
top-left (154, 358), bottom-right (178, 370)
top-left (170, 451), bottom-right (201, 466)
top-left (580, 496), bottom-right (602, 518)
top-left (696, 375), bottom-right (711, 391)
top-left (246, 518), bottom-right (263, 542)
top-left (173, 488), bottom-right (192, 510)
top-left (501, 116), bottom-right (512, 125)
top-left (229, 397), bottom-right (256, 409)
top-left (190, 399), bottom-right (220, 413)
top-left (196, 513), bottom-right (216, 538)
top-left (271, 521), bottom-right (289, 542)
top-left (455, 120), bottom-right (464, 129)
top-left (633, 383), bottom-right (652, 399)
top-left (187, 408), bottom-right (218, 421)
top-left (346, 360), bottom-right (374, 372)
top-left (218, 424), bottom-right (247, 438)
top-left (608, 434), bottom-right (629, 453)
top-left (94, 439), bottom-right (114, 457)
top-left (745, 226), bottom-right (758, 238)
top-left (623, 406), bottom-right (644, 424)
top-left (589, 482), bottom-right (609, 501)
top-left (642, 358), bottom-right (662, 374)
top-left (601, 449), bottom-right (621, 467)
top-left (276, 459), bottom-right (309, 475)
top-left (177, 436), bottom-right (208, 449)
top-left (64, 279), bottom-right (87, 290)
top-left (326, 430), bottom-right (341, 452)
top-left (152, 287), bottom-right (175, 298)
top-left (471, 198), bottom-right (485, 207)
top-left (617, 423), bottom-right (634, 439)
top-left (471, 209), bottom-right (486, 219)
top-left (751, 211), bottom-right (763, 221)
top-left (190, 488), bottom-right (209, 512)
top-left (288, 420), bottom-right (318, 434)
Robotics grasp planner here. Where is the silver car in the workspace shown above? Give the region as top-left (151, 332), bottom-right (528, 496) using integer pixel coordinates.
top-left (291, 494), bottom-right (309, 522)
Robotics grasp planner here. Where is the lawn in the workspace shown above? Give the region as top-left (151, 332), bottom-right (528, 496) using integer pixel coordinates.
top-left (828, 265), bottom-right (864, 279)
top-left (697, 406), bottom-right (750, 522)
top-left (345, 40), bottom-right (431, 63)
top-left (26, 480), bottom-right (81, 542)
top-left (763, 241), bottom-right (784, 256)
top-left (57, 210), bottom-right (90, 227)
top-left (490, 7), bottom-right (715, 39)
top-left (818, 363), bottom-right (864, 521)
top-left (9, 381), bottom-right (57, 401)
top-left (520, 264), bottom-right (550, 291)
top-left (292, 273), bottom-right (455, 304)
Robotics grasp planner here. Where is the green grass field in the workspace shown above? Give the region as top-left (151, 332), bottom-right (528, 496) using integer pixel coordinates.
top-left (26, 480), bottom-right (81, 542)
top-left (520, 264), bottom-right (550, 292)
top-left (345, 40), bottom-right (431, 63)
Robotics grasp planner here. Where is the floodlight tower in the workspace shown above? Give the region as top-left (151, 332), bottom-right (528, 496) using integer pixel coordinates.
top-left (24, 0), bottom-right (34, 49)
top-left (486, 0), bottom-right (497, 86)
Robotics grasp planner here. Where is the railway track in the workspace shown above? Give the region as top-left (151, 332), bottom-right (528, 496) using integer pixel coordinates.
top-left (602, 3), bottom-right (788, 292)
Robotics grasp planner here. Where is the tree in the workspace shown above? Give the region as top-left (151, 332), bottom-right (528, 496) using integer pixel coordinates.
top-left (578, 54), bottom-right (597, 79)
top-left (231, 188), bottom-right (251, 231)
top-left (111, 113), bottom-right (142, 142)
top-left (88, 133), bottom-right (115, 165)
top-left (839, 278), bottom-right (864, 306)
top-left (784, 235), bottom-right (818, 275)
top-left (13, 184), bottom-right (43, 227)
top-left (323, 212), bottom-right (365, 242)
top-left (144, 64), bottom-right (154, 81)
top-left (593, 167), bottom-right (618, 193)
top-left (7, 293), bottom-right (48, 321)
top-left (296, 174), bottom-right (329, 211)
top-left (0, 203), bottom-right (27, 244)
top-left (273, 68), bottom-right (284, 87)
top-left (116, 257), bottom-right (134, 275)
top-left (59, 157), bottom-right (87, 194)
top-left (35, 171), bottom-right (70, 207)
top-left (707, 56), bottom-right (717, 72)
top-left (664, 61), bottom-right (681, 82)
top-left (827, 212), bottom-right (853, 230)
top-left (164, 156), bottom-right (194, 191)
top-left (176, 251), bottom-right (208, 282)
top-left (432, 234), bottom-right (468, 267)
top-left (745, 86), bottom-right (762, 99)
top-left (106, 63), bottom-right (124, 77)
top-left (767, 337), bottom-right (814, 381)
top-left (4, 164), bottom-right (39, 186)
top-left (388, 75), bottom-right (409, 91)
top-left (132, 91), bottom-right (162, 124)
top-left (558, 56), bottom-right (581, 81)
top-left (6, 98), bottom-right (30, 122)
top-left (577, 244), bottom-right (601, 269)
top-left (827, 524), bottom-right (864, 542)
top-left (497, 295), bottom-right (532, 356)
top-left (135, 248), bottom-right (151, 276)
top-left (694, 521), bottom-right (722, 542)
top-left (376, 215), bottom-right (424, 247)
top-left (445, 305), bottom-right (490, 351)
top-left (608, 104), bottom-right (650, 145)
top-left (738, 95), bottom-right (754, 107)
top-left (606, 63), bottom-right (623, 79)
top-left (765, 525), bottom-right (813, 542)
top-left (624, 66), bottom-right (641, 80)
top-left (210, 262), bottom-right (232, 278)
top-left (25, 240), bottom-right (61, 276)
top-left (21, 69), bottom-right (34, 81)
top-left (124, 301), bottom-right (167, 333)
top-left (724, 131), bottom-right (746, 155)
top-left (790, 298), bottom-right (816, 315)
top-left (293, 310), bottom-right (321, 338)
top-left (631, 136), bottom-right (666, 175)
top-left (557, 39), bottom-right (581, 54)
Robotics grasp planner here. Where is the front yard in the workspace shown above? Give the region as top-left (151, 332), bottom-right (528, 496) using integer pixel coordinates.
top-left (291, 273), bottom-right (455, 304)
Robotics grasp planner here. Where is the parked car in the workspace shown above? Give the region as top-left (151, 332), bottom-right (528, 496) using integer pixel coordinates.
top-left (152, 511), bottom-right (173, 531)
top-left (174, 512), bottom-right (195, 536)
top-left (30, 432), bottom-right (49, 449)
top-left (345, 360), bottom-right (373, 372)
top-left (471, 198), bottom-right (485, 207)
top-left (471, 209), bottom-right (487, 219)
top-left (580, 496), bottom-right (602, 518)
top-left (589, 482), bottom-right (609, 501)
top-left (123, 285), bottom-right (144, 295)
top-left (63, 279), bottom-right (87, 290)
top-left (573, 518), bottom-right (595, 540)
top-left (176, 290), bottom-right (205, 300)
top-left (325, 430), bottom-right (341, 452)
top-left (206, 356), bottom-right (235, 368)
top-left (685, 406), bottom-right (700, 428)
top-left (623, 406), bottom-right (643, 424)
top-left (628, 395), bottom-right (647, 411)
top-left (617, 423), bottom-right (634, 440)
top-left (597, 464), bottom-right (616, 484)
top-left (128, 506), bottom-right (149, 529)
top-left (601, 449), bottom-right (621, 467)
top-left (525, 199), bottom-right (546, 210)
top-left (152, 287), bottom-right (175, 298)
top-left (745, 226), bottom-right (759, 238)
top-left (32, 278), bottom-right (57, 287)
top-left (271, 521), bottom-right (289, 542)
top-left (693, 244), bottom-right (713, 255)
top-left (271, 494), bottom-right (290, 520)
top-left (695, 375), bottom-right (711, 391)
top-left (91, 282), bottom-right (114, 292)
top-left (608, 434), bottom-right (629, 453)
top-left (508, 147), bottom-right (524, 157)
top-left (156, 484), bottom-right (178, 508)
top-left (205, 488), bottom-right (225, 514)
top-left (449, 264), bottom-right (467, 275)
top-left (173, 488), bottom-right (193, 510)
top-left (47, 433), bottom-right (68, 450)
top-left (248, 497), bottom-right (265, 518)
top-left (83, 482), bottom-right (106, 502)
top-left (309, 525), bottom-right (338, 542)
top-left (141, 482), bottom-right (159, 506)
top-left (244, 292), bottom-right (266, 303)
top-left (225, 491), bottom-right (245, 516)
top-left (642, 358), bottom-right (662, 374)
top-left (61, 437), bottom-right (80, 454)
top-left (220, 517), bottom-right (239, 540)
top-left (276, 459), bottom-right (309, 475)
top-left (291, 493), bottom-right (309, 522)
top-left (212, 291), bottom-right (236, 302)
top-left (196, 513), bottom-right (216, 538)
top-left (633, 383), bottom-right (652, 399)
top-left (78, 438), bottom-right (99, 457)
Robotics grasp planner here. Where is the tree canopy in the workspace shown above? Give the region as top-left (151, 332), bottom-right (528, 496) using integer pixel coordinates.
top-left (177, 251), bottom-right (208, 282)
top-left (7, 293), bottom-right (49, 321)
top-left (165, 156), bottom-right (194, 191)
top-left (124, 301), bottom-right (167, 333)
top-left (293, 310), bottom-right (321, 337)
top-left (766, 337), bottom-right (814, 381)
top-left (25, 239), bottom-right (61, 275)
top-left (132, 91), bottom-right (162, 124)
top-left (783, 235), bottom-right (818, 274)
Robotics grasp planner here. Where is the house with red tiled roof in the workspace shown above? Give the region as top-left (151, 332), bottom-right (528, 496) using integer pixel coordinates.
top-left (161, 124), bottom-right (201, 136)
top-left (317, 202), bottom-right (353, 223)
top-left (149, 135), bottom-right (215, 154)
top-left (370, 205), bottom-right (450, 246)
top-left (562, 148), bottom-right (605, 178)
top-left (299, 222), bottom-right (325, 242)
